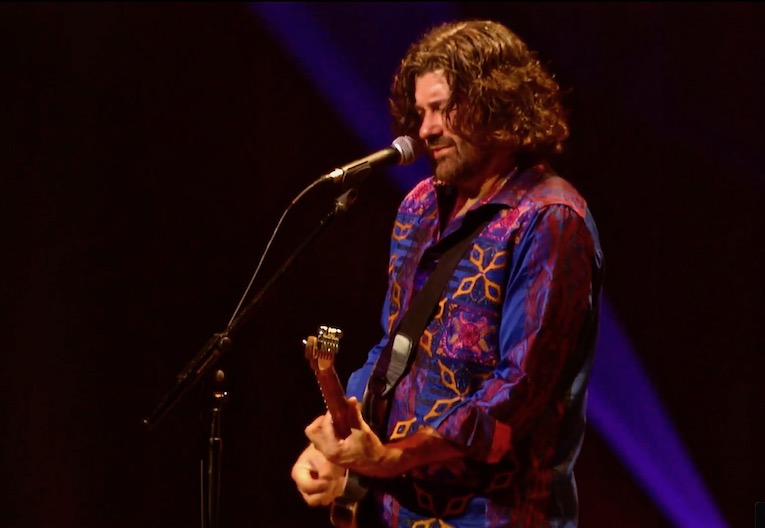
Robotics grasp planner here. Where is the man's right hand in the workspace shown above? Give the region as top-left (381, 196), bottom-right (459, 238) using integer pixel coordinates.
top-left (291, 442), bottom-right (347, 506)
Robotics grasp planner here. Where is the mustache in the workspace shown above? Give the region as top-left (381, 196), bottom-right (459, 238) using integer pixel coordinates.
top-left (425, 137), bottom-right (455, 150)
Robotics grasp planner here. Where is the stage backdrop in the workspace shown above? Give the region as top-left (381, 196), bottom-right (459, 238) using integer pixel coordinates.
top-left (3, 4), bottom-right (763, 528)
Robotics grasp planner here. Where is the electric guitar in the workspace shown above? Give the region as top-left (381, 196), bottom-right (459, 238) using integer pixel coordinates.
top-left (303, 325), bottom-right (368, 528)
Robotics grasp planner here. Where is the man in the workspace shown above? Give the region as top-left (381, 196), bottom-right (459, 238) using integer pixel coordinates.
top-left (292, 19), bottom-right (603, 527)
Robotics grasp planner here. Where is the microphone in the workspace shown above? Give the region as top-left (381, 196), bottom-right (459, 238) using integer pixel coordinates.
top-left (320, 136), bottom-right (419, 184)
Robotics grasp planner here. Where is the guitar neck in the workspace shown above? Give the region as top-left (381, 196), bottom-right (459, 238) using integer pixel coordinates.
top-left (315, 368), bottom-right (356, 439)
top-left (305, 327), bottom-right (360, 441)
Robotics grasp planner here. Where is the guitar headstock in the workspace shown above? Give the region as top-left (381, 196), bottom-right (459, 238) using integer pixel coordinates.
top-left (304, 325), bottom-right (343, 373)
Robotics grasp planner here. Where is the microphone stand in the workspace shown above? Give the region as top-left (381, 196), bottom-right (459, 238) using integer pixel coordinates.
top-left (200, 369), bottom-right (227, 528)
top-left (142, 186), bottom-right (360, 528)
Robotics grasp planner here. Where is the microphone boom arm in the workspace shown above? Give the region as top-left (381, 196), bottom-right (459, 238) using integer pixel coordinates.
top-left (142, 187), bottom-right (359, 429)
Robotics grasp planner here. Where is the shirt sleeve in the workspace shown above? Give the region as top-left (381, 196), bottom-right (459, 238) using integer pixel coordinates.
top-left (430, 203), bottom-right (597, 463)
top-left (346, 340), bottom-right (384, 401)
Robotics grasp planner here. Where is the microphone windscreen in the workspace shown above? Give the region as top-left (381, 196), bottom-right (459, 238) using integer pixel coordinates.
top-left (392, 136), bottom-right (419, 165)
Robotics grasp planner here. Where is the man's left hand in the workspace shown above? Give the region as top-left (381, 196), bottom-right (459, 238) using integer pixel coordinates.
top-left (305, 397), bottom-right (395, 478)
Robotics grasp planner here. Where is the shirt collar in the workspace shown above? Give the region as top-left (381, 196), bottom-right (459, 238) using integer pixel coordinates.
top-left (479, 163), bottom-right (548, 209)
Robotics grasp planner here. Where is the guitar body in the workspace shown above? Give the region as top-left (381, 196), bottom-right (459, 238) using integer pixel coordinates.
top-left (304, 326), bottom-right (368, 528)
top-left (329, 495), bottom-right (359, 528)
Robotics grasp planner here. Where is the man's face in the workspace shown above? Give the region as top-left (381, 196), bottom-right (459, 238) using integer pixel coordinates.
top-left (414, 70), bottom-right (486, 187)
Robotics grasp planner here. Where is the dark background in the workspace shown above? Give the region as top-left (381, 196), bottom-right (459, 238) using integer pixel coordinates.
top-left (3, 3), bottom-right (763, 528)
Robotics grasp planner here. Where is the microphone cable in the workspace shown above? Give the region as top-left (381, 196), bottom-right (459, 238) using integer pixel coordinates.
top-left (225, 177), bottom-right (325, 328)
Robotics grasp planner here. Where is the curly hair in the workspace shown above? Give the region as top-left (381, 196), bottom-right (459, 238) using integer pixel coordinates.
top-left (390, 20), bottom-right (569, 164)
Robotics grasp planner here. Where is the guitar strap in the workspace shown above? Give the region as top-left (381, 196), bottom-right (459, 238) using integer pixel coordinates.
top-left (362, 203), bottom-right (502, 438)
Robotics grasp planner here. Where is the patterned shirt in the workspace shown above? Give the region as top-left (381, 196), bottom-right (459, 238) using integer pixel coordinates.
top-left (347, 164), bottom-right (604, 527)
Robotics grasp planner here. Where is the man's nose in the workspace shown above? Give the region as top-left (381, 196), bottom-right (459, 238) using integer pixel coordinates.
top-left (419, 113), bottom-right (443, 140)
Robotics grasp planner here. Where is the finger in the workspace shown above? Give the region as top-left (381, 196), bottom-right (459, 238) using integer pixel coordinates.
top-left (346, 397), bottom-right (374, 435)
top-left (316, 460), bottom-right (346, 480)
top-left (305, 415), bottom-right (325, 436)
top-left (348, 397), bottom-right (363, 419)
top-left (301, 462), bottom-right (339, 483)
top-left (301, 489), bottom-right (334, 507)
top-left (300, 475), bottom-right (344, 506)
top-left (300, 489), bottom-right (324, 506)
top-left (297, 476), bottom-right (332, 495)
top-left (305, 427), bottom-right (324, 448)
top-left (292, 462), bottom-right (319, 479)
top-left (307, 422), bottom-right (339, 454)
top-left (300, 449), bottom-right (343, 480)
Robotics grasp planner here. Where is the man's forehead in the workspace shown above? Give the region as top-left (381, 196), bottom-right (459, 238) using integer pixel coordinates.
top-left (414, 70), bottom-right (451, 105)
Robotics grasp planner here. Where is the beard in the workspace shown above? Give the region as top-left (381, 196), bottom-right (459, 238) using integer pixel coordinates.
top-left (431, 138), bottom-right (487, 187)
